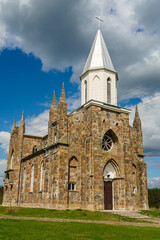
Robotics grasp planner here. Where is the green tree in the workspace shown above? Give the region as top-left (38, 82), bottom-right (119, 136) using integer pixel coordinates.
top-left (0, 186), bottom-right (4, 204)
top-left (148, 188), bottom-right (160, 209)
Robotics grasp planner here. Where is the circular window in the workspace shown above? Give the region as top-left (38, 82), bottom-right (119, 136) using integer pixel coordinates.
top-left (102, 134), bottom-right (113, 151)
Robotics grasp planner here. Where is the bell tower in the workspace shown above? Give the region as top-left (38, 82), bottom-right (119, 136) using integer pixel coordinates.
top-left (80, 29), bottom-right (118, 106)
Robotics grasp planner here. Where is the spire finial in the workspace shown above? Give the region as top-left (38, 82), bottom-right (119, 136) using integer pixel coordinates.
top-left (133, 105), bottom-right (141, 130)
top-left (12, 120), bottom-right (16, 131)
top-left (60, 82), bottom-right (66, 99)
top-left (21, 111), bottom-right (24, 122)
top-left (51, 91), bottom-right (56, 106)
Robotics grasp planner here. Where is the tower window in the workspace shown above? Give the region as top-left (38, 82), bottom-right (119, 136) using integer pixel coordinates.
top-left (107, 78), bottom-right (111, 104)
top-left (84, 80), bottom-right (87, 103)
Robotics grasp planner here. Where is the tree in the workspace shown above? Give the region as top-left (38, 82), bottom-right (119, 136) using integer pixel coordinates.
top-left (148, 188), bottom-right (160, 209)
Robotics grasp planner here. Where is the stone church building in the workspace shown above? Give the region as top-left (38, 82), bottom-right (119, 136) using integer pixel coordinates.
top-left (3, 29), bottom-right (148, 210)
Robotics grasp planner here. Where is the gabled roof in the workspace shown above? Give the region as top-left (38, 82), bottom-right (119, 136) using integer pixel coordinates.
top-left (82, 29), bottom-right (115, 75)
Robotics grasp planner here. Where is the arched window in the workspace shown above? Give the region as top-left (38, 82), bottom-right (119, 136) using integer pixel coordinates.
top-left (40, 161), bottom-right (43, 192)
top-left (102, 130), bottom-right (118, 152)
top-left (33, 146), bottom-right (38, 154)
top-left (31, 164), bottom-right (34, 192)
top-left (107, 78), bottom-right (111, 104)
top-left (11, 151), bottom-right (14, 169)
top-left (84, 80), bottom-right (87, 103)
top-left (23, 168), bottom-right (26, 192)
top-left (68, 157), bottom-right (78, 191)
top-left (104, 159), bottom-right (120, 179)
top-left (104, 162), bottom-right (116, 179)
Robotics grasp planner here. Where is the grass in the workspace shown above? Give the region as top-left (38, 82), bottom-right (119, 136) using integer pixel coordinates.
top-left (140, 210), bottom-right (160, 218)
top-left (0, 206), bottom-right (145, 223)
top-left (0, 219), bottom-right (159, 240)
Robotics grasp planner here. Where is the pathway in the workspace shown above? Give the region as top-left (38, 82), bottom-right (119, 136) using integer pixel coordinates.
top-left (0, 214), bottom-right (160, 228)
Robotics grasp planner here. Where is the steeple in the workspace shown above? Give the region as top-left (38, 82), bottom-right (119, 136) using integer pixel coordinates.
top-left (49, 91), bottom-right (58, 124)
top-left (82, 29), bottom-right (115, 75)
top-left (80, 29), bottom-right (118, 106)
top-left (133, 105), bottom-right (141, 131)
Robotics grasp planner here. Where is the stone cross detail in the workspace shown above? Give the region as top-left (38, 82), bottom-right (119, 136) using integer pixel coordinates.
top-left (95, 16), bottom-right (103, 29)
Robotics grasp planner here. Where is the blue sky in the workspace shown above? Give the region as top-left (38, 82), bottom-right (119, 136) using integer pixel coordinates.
top-left (0, 0), bottom-right (160, 188)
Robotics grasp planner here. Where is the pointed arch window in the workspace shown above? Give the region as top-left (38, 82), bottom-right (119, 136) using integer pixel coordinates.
top-left (102, 133), bottom-right (113, 151)
top-left (84, 80), bottom-right (87, 103)
top-left (102, 130), bottom-right (118, 152)
top-left (68, 157), bottom-right (78, 191)
top-left (33, 146), bottom-right (38, 154)
top-left (30, 164), bottom-right (34, 192)
top-left (107, 78), bottom-right (111, 104)
top-left (40, 161), bottom-right (44, 192)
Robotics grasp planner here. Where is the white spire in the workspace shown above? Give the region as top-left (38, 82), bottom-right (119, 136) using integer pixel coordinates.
top-left (82, 29), bottom-right (115, 75)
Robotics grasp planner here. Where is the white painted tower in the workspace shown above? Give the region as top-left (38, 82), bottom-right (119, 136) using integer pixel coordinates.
top-left (80, 29), bottom-right (118, 106)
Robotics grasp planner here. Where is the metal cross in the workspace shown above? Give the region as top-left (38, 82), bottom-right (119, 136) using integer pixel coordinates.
top-left (95, 16), bottom-right (103, 29)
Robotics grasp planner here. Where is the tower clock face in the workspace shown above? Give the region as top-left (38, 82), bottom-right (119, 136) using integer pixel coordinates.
top-left (102, 134), bottom-right (113, 151)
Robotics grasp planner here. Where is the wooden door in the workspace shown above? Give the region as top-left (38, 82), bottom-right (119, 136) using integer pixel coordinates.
top-left (104, 181), bottom-right (112, 210)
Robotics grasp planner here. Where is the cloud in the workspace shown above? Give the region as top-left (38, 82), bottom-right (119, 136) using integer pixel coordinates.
top-left (25, 110), bottom-right (49, 136)
top-left (0, 0), bottom-right (159, 96)
top-left (0, 159), bottom-right (7, 186)
top-left (0, 131), bottom-right (10, 155)
top-left (148, 177), bottom-right (160, 189)
top-left (129, 93), bottom-right (160, 157)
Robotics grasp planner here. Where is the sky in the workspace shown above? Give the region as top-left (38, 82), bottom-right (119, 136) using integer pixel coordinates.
top-left (0, 0), bottom-right (160, 188)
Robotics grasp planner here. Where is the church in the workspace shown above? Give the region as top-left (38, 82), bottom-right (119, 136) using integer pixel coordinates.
top-left (3, 29), bottom-right (148, 210)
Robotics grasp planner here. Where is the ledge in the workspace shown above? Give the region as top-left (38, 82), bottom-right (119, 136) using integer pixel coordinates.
top-left (20, 142), bottom-right (69, 162)
top-left (5, 169), bottom-right (14, 173)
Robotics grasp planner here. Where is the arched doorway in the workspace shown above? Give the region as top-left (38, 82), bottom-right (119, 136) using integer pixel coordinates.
top-left (103, 161), bottom-right (117, 210)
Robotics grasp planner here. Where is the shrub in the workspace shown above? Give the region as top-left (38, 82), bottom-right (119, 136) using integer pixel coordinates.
top-left (6, 207), bottom-right (17, 215)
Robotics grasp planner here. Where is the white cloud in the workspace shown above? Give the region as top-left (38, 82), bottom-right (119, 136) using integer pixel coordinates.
top-left (25, 110), bottom-right (49, 136)
top-left (0, 131), bottom-right (10, 155)
top-left (0, 159), bottom-right (7, 186)
top-left (148, 177), bottom-right (160, 189)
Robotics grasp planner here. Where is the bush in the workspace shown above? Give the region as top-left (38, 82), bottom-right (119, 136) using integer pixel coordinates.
top-left (6, 207), bottom-right (17, 215)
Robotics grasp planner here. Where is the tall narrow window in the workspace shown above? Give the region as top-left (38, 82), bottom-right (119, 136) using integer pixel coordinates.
top-left (40, 161), bottom-right (43, 192)
top-left (84, 80), bottom-right (87, 103)
top-left (11, 151), bottom-right (14, 169)
top-left (23, 168), bottom-right (26, 192)
top-left (107, 78), bottom-right (111, 104)
top-left (31, 164), bottom-right (34, 192)
top-left (68, 157), bottom-right (78, 191)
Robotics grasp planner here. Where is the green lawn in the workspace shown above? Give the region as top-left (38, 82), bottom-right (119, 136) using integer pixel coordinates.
top-left (0, 206), bottom-right (143, 222)
top-left (0, 219), bottom-right (159, 240)
top-left (140, 210), bottom-right (160, 218)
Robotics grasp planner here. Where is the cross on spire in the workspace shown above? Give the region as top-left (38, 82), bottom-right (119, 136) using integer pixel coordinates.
top-left (95, 16), bottom-right (103, 29)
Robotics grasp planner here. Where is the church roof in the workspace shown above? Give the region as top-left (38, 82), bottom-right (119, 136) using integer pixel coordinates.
top-left (82, 29), bottom-right (115, 75)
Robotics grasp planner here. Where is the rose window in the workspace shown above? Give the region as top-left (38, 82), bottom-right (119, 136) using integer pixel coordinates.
top-left (102, 134), bottom-right (113, 151)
